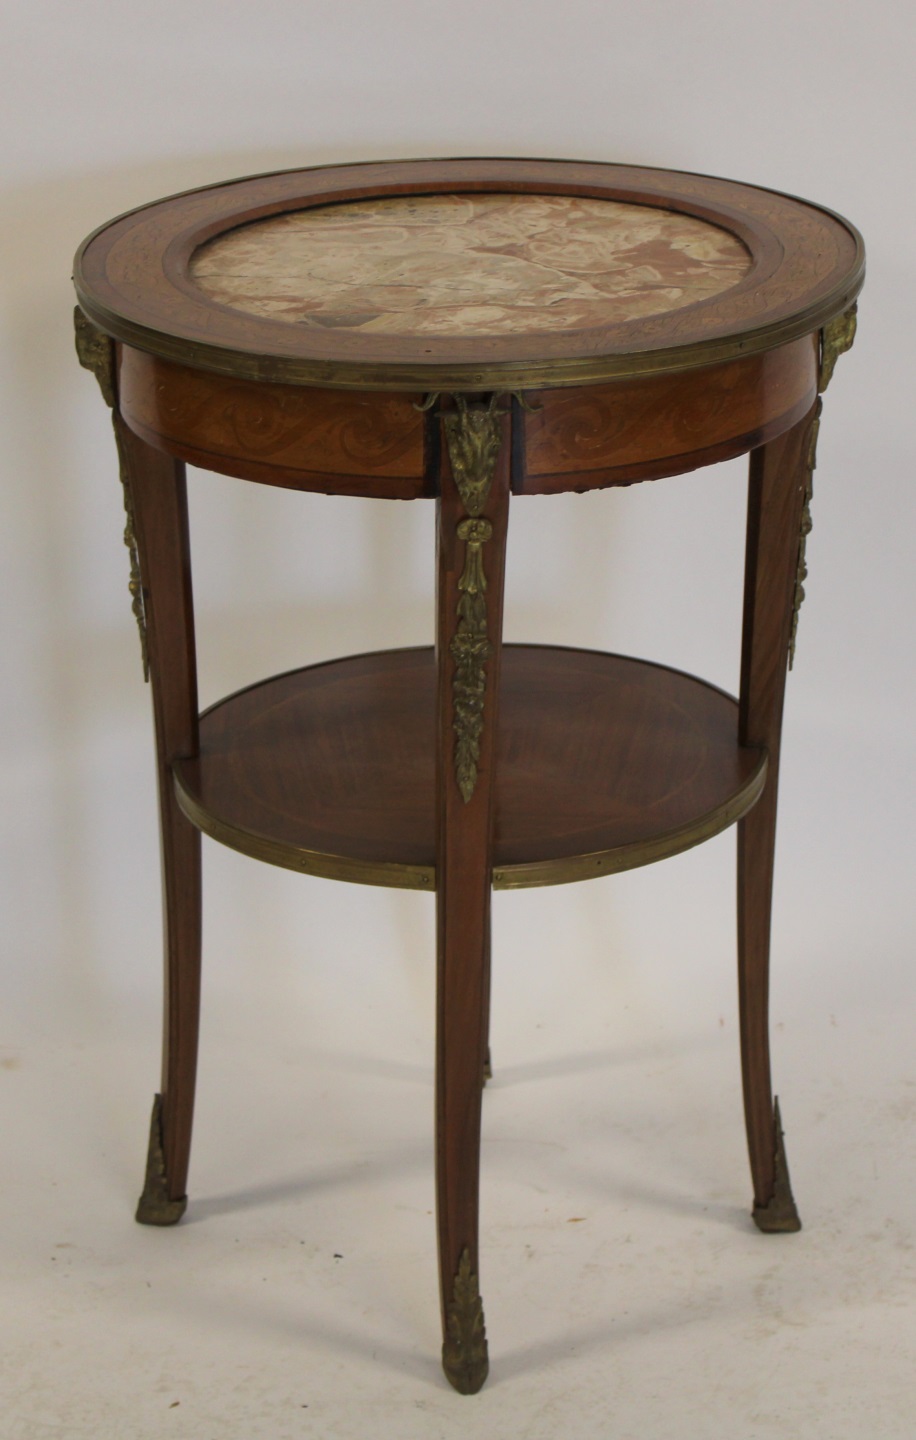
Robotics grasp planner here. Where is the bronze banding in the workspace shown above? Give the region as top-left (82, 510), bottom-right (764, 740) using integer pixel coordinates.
top-left (73, 286), bottom-right (865, 395)
top-left (492, 751), bottom-right (768, 889)
top-left (170, 769), bottom-right (436, 891)
top-left (171, 718), bottom-right (768, 892)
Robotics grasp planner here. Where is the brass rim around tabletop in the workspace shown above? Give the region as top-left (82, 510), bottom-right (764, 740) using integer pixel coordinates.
top-left (73, 158), bottom-right (865, 393)
top-left (72, 289), bottom-right (864, 395)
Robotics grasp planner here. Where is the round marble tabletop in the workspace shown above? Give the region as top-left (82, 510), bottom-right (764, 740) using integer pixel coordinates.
top-left (189, 193), bottom-right (752, 337)
top-left (74, 158), bottom-right (864, 390)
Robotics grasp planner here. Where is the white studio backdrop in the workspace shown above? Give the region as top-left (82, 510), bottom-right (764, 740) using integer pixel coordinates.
top-left (2, 0), bottom-right (912, 1032)
top-left (1, 3), bottom-right (914, 1436)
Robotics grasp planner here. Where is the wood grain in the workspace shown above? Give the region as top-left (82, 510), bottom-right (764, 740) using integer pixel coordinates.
top-left (117, 418), bottom-right (201, 1208)
top-left (74, 159), bottom-right (863, 391)
top-left (118, 347), bottom-right (430, 497)
top-left (518, 337), bottom-right (817, 492)
top-left (171, 646), bottom-right (765, 887)
top-left (737, 407), bottom-right (818, 1211)
top-left (433, 401), bottom-right (511, 1389)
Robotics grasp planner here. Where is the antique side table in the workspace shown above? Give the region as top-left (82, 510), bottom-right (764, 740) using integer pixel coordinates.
top-left (73, 158), bottom-right (863, 1394)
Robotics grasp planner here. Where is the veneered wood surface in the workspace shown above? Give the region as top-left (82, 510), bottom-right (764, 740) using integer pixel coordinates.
top-left (118, 347), bottom-right (431, 498)
top-left (433, 403), bottom-right (511, 1378)
top-left (118, 337), bottom-right (816, 495)
top-left (737, 409), bottom-right (818, 1210)
top-left (518, 337), bottom-right (817, 493)
top-left (172, 646), bottom-right (765, 885)
top-left (117, 419), bottom-right (201, 1204)
top-left (74, 158), bottom-right (863, 391)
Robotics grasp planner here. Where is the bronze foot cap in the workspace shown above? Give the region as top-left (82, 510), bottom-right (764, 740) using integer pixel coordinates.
top-left (442, 1248), bottom-right (489, 1394)
top-left (136, 1190), bottom-right (188, 1226)
top-left (442, 1349), bottom-right (489, 1396)
top-left (752, 1096), bottom-right (802, 1234)
top-left (752, 1195), bottom-right (801, 1234)
top-left (135, 1093), bottom-right (188, 1226)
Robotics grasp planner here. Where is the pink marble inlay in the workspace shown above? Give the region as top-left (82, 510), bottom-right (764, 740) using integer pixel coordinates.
top-left (190, 193), bottom-right (751, 337)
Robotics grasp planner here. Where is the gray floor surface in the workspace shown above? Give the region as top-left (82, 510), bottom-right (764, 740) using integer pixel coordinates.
top-left (4, 782), bottom-right (914, 1438)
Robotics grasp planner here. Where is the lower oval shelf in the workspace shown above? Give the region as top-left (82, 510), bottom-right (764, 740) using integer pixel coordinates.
top-left (173, 645), bottom-right (766, 891)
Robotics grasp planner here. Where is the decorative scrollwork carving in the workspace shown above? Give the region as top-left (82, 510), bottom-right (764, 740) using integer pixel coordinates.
top-left (451, 518), bottom-right (494, 803)
top-left (442, 1247), bottom-right (488, 1395)
top-left (135, 1094), bottom-right (187, 1226)
top-left (442, 395), bottom-right (505, 517)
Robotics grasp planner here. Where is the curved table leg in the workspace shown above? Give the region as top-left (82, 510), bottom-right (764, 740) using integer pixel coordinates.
top-left (481, 897), bottom-right (493, 1087)
top-left (737, 405), bottom-right (820, 1233)
top-left (434, 397), bottom-right (511, 1393)
top-left (115, 416), bottom-right (201, 1226)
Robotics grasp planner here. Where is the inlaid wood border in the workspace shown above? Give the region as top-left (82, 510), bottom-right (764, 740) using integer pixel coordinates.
top-left (74, 158), bottom-right (864, 393)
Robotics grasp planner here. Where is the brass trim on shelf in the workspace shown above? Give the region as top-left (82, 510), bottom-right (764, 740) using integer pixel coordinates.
top-left (172, 715), bottom-right (768, 893)
top-left (491, 751), bottom-right (768, 889)
top-left (171, 769), bottom-right (437, 892)
top-left (442, 395), bottom-right (504, 515)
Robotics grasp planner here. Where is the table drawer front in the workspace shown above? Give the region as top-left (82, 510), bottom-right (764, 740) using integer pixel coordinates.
top-left (518, 336), bottom-right (818, 492)
top-left (117, 348), bottom-right (430, 497)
